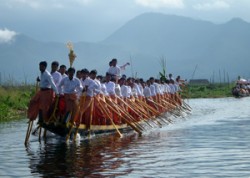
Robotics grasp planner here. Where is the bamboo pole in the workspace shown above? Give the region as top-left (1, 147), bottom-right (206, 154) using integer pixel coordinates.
top-left (101, 97), bottom-right (143, 134)
top-left (73, 93), bottom-right (86, 141)
top-left (96, 97), bottom-right (123, 138)
top-left (24, 120), bottom-right (33, 146)
top-left (88, 98), bottom-right (95, 138)
top-left (24, 81), bottom-right (39, 145)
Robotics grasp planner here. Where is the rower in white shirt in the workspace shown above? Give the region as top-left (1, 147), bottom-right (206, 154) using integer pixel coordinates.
top-left (96, 75), bottom-right (109, 96)
top-left (58, 68), bottom-right (83, 95)
top-left (51, 61), bottom-right (62, 89)
top-left (143, 80), bottom-right (152, 98)
top-left (105, 73), bottom-right (116, 97)
top-left (59, 64), bottom-right (68, 79)
top-left (88, 70), bottom-right (102, 97)
top-left (58, 67), bottom-right (83, 121)
top-left (149, 81), bottom-right (156, 99)
top-left (27, 61), bottom-right (59, 123)
top-left (134, 79), bottom-right (144, 99)
top-left (80, 68), bottom-right (92, 91)
top-left (119, 77), bottom-right (129, 99)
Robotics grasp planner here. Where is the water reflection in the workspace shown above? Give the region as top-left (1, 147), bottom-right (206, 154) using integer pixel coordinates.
top-left (26, 134), bottom-right (140, 177)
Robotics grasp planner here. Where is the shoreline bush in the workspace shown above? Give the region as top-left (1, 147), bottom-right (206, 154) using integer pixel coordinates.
top-left (0, 85), bottom-right (35, 122)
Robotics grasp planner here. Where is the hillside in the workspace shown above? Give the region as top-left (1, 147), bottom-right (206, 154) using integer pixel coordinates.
top-left (103, 13), bottom-right (250, 80)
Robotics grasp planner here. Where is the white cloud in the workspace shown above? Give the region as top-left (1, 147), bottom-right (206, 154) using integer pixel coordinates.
top-left (135, 0), bottom-right (184, 9)
top-left (193, 0), bottom-right (230, 11)
top-left (0, 28), bottom-right (17, 43)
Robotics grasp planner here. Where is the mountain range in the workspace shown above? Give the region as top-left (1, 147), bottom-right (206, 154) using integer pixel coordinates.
top-left (1, 12), bottom-right (250, 84)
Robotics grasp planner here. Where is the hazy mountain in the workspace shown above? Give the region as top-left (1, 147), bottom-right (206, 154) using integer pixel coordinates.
top-left (0, 34), bottom-right (133, 83)
top-left (1, 12), bottom-right (250, 84)
top-left (103, 13), bottom-right (250, 80)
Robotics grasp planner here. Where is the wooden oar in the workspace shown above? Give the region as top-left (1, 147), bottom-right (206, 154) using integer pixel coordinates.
top-left (88, 98), bottom-right (94, 138)
top-left (66, 97), bottom-right (93, 141)
top-left (102, 96), bottom-right (145, 130)
top-left (95, 97), bottom-right (123, 138)
top-left (65, 112), bottom-right (73, 141)
top-left (128, 99), bottom-right (159, 128)
top-left (101, 97), bottom-right (143, 135)
top-left (73, 93), bottom-right (86, 141)
top-left (138, 99), bottom-right (173, 125)
top-left (135, 99), bottom-right (167, 126)
top-left (24, 120), bottom-right (33, 146)
top-left (182, 100), bottom-right (192, 111)
top-left (146, 98), bottom-right (178, 122)
top-left (115, 96), bottom-right (154, 128)
top-left (24, 81), bottom-right (39, 146)
top-left (47, 96), bottom-right (60, 123)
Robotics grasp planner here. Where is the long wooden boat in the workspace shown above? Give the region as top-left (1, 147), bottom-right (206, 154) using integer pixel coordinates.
top-left (24, 45), bottom-right (191, 144)
top-left (25, 93), bottom-right (191, 145)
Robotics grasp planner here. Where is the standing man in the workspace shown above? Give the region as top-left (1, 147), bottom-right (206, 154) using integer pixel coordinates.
top-left (107, 58), bottom-right (121, 81)
top-left (107, 58), bottom-right (130, 83)
top-left (27, 61), bottom-right (59, 123)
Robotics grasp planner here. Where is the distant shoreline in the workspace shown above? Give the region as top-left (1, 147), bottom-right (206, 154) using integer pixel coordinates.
top-left (181, 83), bottom-right (234, 99)
top-left (0, 83), bottom-right (234, 122)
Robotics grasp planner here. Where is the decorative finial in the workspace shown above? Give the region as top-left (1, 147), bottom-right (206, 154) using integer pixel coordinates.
top-left (66, 41), bottom-right (76, 67)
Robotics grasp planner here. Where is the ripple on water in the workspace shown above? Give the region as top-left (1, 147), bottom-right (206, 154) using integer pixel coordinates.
top-left (1, 97), bottom-right (250, 177)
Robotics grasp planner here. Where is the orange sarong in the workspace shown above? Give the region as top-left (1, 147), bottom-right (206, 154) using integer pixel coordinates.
top-left (27, 90), bottom-right (55, 121)
top-left (64, 93), bottom-right (78, 123)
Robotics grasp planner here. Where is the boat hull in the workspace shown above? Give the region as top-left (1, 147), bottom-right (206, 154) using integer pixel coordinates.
top-left (41, 122), bottom-right (131, 137)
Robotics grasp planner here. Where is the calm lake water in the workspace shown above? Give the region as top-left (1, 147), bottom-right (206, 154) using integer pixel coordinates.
top-left (0, 97), bottom-right (250, 177)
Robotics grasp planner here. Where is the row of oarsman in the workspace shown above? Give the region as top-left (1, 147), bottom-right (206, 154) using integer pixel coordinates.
top-left (27, 60), bottom-right (184, 127)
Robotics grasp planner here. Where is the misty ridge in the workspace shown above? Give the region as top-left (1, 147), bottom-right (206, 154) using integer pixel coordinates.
top-left (0, 12), bottom-right (250, 84)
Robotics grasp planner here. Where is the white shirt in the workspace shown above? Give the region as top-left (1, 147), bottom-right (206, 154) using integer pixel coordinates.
top-left (100, 83), bottom-right (109, 96)
top-left (127, 86), bottom-right (132, 98)
top-left (138, 84), bottom-right (144, 95)
top-left (51, 71), bottom-right (62, 89)
top-left (153, 83), bottom-right (162, 94)
top-left (94, 79), bottom-right (102, 95)
top-left (150, 84), bottom-right (156, 96)
top-left (61, 73), bottom-right (68, 79)
top-left (40, 70), bottom-right (58, 94)
top-left (58, 77), bottom-right (83, 94)
top-left (131, 87), bottom-right (138, 98)
top-left (107, 66), bottom-right (121, 77)
top-left (105, 81), bottom-right (116, 96)
top-left (169, 84), bottom-right (176, 94)
top-left (86, 79), bottom-right (101, 97)
top-left (134, 83), bottom-right (143, 96)
top-left (115, 84), bottom-right (122, 97)
top-left (60, 73), bottom-right (68, 93)
top-left (164, 84), bottom-right (171, 93)
top-left (81, 77), bottom-right (92, 89)
top-left (143, 86), bottom-right (151, 98)
top-left (121, 85), bottom-right (129, 98)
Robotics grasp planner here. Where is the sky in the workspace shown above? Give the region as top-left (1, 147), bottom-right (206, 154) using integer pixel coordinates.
top-left (0, 0), bottom-right (250, 43)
